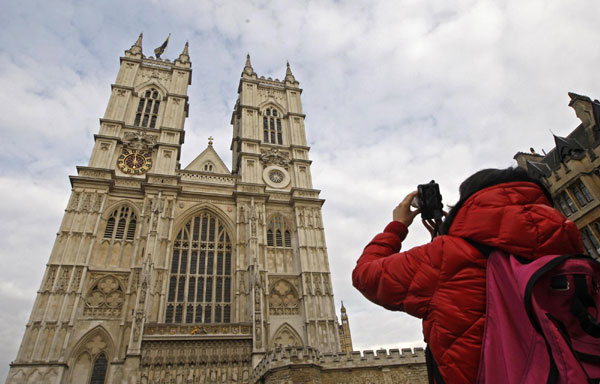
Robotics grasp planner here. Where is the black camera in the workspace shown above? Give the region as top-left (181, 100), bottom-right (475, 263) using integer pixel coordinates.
top-left (414, 180), bottom-right (443, 221)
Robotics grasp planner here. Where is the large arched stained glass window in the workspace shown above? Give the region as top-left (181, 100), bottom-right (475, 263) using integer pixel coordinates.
top-left (165, 212), bottom-right (232, 324)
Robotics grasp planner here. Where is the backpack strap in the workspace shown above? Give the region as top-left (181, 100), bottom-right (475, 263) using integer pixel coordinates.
top-left (571, 274), bottom-right (600, 338)
top-left (425, 345), bottom-right (445, 384)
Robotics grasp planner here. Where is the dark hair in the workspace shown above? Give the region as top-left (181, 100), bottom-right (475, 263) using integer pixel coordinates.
top-left (440, 167), bottom-right (553, 235)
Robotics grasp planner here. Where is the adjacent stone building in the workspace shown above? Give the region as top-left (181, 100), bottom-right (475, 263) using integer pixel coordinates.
top-left (515, 92), bottom-right (600, 260)
top-left (6, 35), bottom-right (426, 383)
top-left (337, 302), bottom-right (353, 353)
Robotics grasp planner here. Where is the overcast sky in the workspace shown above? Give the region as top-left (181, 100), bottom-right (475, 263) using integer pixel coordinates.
top-left (1, 0), bottom-right (600, 380)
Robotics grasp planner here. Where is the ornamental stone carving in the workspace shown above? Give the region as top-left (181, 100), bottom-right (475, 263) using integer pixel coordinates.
top-left (260, 148), bottom-right (290, 169)
top-left (123, 131), bottom-right (157, 152)
top-left (271, 323), bottom-right (303, 348)
top-left (84, 275), bottom-right (125, 317)
top-left (269, 280), bottom-right (299, 315)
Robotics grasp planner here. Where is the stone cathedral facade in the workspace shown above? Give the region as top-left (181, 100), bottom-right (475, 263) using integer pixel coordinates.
top-left (7, 35), bottom-right (426, 384)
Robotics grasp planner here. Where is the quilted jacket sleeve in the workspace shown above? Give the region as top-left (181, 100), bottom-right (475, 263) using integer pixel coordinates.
top-left (352, 221), bottom-right (442, 319)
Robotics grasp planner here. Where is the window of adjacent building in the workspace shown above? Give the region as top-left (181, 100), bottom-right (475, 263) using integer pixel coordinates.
top-left (103, 206), bottom-right (137, 241)
top-left (266, 215), bottom-right (292, 247)
top-left (581, 227), bottom-right (600, 257)
top-left (165, 212), bottom-right (232, 324)
top-left (134, 88), bottom-right (161, 128)
top-left (557, 192), bottom-right (577, 217)
top-left (263, 107), bottom-right (283, 145)
top-left (570, 180), bottom-right (594, 207)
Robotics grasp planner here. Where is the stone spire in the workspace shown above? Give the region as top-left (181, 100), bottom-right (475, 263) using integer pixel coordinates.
top-left (175, 41), bottom-right (190, 65)
top-left (284, 61), bottom-right (299, 86)
top-left (285, 61), bottom-right (296, 82)
top-left (128, 33), bottom-right (143, 55)
top-left (242, 53), bottom-right (256, 78)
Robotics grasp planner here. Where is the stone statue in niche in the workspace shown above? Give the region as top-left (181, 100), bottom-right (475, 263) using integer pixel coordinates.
top-left (69, 192), bottom-right (81, 210)
top-left (151, 195), bottom-right (164, 214)
top-left (93, 194), bottom-right (103, 212)
top-left (56, 268), bottom-right (70, 292)
top-left (249, 202), bottom-right (258, 237)
top-left (80, 193), bottom-right (92, 212)
top-left (239, 205), bottom-right (246, 222)
top-left (315, 210), bottom-right (323, 227)
top-left (306, 209), bottom-right (314, 227)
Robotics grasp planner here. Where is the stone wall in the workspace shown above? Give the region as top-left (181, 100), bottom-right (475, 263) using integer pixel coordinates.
top-left (253, 346), bottom-right (427, 384)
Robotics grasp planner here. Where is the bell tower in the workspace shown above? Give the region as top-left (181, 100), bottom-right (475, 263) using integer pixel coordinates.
top-left (88, 33), bottom-right (191, 177)
top-left (6, 34), bottom-right (192, 384)
top-left (231, 55), bottom-right (341, 366)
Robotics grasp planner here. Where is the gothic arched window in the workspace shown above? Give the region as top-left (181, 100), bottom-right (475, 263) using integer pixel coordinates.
top-left (134, 88), bottom-right (161, 128)
top-left (89, 352), bottom-right (108, 384)
top-left (263, 107), bottom-right (283, 145)
top-left (267, 216), bottom-right (292, 248)
top-left (103, 206), bottom-right (137, 241)
top-left (166, 212), bottom-right (232, 324)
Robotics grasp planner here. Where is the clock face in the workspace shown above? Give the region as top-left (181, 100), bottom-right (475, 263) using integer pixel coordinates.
top-left (117, 149), bottom-right (152, 175)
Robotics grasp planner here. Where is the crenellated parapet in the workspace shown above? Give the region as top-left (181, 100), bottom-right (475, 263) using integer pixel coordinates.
top-left (252, 346), bottom-right (426, 382)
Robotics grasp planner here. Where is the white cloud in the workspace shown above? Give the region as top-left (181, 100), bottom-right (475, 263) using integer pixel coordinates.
top-left (1, 0), bottom-right (599, 379)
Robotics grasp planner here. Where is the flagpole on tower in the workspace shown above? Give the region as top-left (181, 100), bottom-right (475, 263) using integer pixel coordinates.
top-left (164, 33), bottom-right (171, 56)
top-left (154, 33), bottom-right (171, 59)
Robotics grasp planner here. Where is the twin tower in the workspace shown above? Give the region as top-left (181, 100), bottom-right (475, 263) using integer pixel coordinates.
top-left (7, 34), bottom-right (349, 383)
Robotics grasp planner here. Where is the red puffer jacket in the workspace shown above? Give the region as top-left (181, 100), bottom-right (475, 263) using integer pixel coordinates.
top-left (352, 182), bottom-right (583, 383)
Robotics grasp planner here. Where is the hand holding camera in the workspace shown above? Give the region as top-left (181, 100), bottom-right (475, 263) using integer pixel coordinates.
top-left (396, 181), bottom-right (446, 239)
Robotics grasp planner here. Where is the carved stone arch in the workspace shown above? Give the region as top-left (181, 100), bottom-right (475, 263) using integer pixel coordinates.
top-left (100, 202), bottom-right (139, 244)
top-left (172, 204), bottom-right (235, 239)
top-left (66, 326), bottom-right (115, 384)
top-left (69, 325), bottom-right (115, 360)
top-left (101, 200), bottom-right (140, 220)
top-left (9, 369), bottom-right (26, 384)
top-left (133, 80), bottom-right (168, 99)
top-left (42, 368), bottom-right (58, 382)
top-left (271, 323), bottom-right (303, 348)
top-left (269, 279), bottom-right (300, 315)
top-left (258, 100), bottom-right (288, 117)
top-left (26, 369), bottom-right (41, 384)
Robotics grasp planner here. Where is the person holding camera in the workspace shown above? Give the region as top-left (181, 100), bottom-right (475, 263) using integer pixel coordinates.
top-left (352, 167), bottom-right (583, 383)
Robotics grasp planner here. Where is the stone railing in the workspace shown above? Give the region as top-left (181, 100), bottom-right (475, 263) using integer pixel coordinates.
top-left (144, 323), bottom-right (252, 337)
top-left (177, 171), bottom-right (236, 186)
top-left (251, 346), bottom-right (425, 382)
